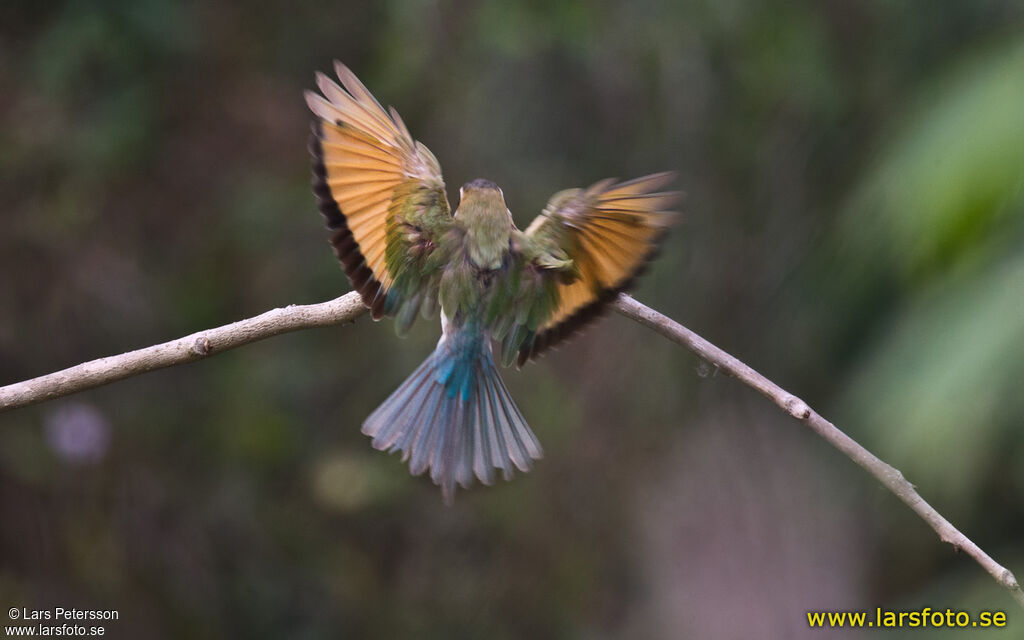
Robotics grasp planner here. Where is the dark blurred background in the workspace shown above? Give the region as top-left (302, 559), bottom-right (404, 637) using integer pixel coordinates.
top-left (2, 1), bottom-right (1023, 638)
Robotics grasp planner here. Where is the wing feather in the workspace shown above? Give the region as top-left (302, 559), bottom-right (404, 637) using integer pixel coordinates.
top-left (326, 171), bottom-right (402, 185)
top-left (513, 174), bottom-right (680, 365)
top-left (307, 62), bottom-right (452, 325)
top-left (326, 180), bottom-right (398, 202)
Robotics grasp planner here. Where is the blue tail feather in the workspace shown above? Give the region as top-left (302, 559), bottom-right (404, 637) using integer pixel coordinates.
top-left (362, 330), bottom-right (542, 502)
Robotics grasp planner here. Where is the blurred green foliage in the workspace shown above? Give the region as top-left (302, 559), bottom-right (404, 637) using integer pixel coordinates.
top-left (2, 0), bottom-right (1023, 637)
top-left (834, 34), bottom-right (1024, 507)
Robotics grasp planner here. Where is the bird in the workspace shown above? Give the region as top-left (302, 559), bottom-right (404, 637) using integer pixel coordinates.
top-left (305, 62), bottom-right (679, 502)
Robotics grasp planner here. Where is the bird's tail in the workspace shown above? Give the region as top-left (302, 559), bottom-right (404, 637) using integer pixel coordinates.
top-left (362, 332), bottom-right (543, 502)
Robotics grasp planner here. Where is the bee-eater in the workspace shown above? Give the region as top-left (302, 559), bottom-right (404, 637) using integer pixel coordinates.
top-left (306, 63), bottom-right (679, 501)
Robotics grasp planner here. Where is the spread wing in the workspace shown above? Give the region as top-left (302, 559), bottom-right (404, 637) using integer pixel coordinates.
top-left (307, 62), bottom-right (454, 334)
top-left (507, 173), bottom-right (679, 366)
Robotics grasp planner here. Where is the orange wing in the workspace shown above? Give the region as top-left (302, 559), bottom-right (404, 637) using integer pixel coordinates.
top-left (517, 173), bottom-right (680, 365)
top-left (306, 62), bottom-right (451, 325)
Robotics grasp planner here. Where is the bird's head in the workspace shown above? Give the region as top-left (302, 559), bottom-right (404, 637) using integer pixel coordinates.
top-left (457, 178), bottom-right (508, 214)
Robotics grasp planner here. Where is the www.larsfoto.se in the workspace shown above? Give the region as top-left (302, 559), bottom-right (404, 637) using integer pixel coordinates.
top-left (807, 607), bottom-right (1007, 629)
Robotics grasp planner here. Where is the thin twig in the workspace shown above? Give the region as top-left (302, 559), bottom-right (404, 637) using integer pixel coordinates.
top-left (0, 292), bottom-right (367, 411)
top-left (1, 292), bottom-right (1020, 607)
top-left (611, 294), bottom-right (1024, 608)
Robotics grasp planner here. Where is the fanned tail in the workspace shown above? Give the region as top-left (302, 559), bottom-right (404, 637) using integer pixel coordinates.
top-left (362, 334), bottom-right (542, 502)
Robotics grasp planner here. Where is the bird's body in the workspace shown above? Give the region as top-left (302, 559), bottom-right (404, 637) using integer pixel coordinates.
top-left (306, 63), bottom-right (679, 500)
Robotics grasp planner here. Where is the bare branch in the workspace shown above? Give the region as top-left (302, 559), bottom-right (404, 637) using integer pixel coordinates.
top-left (612, 294), bottom-right (1024, 608)
top-left (0, 292), bottom-right (367, 412)
top-left (1, 290), bottom-right (1020, 607)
